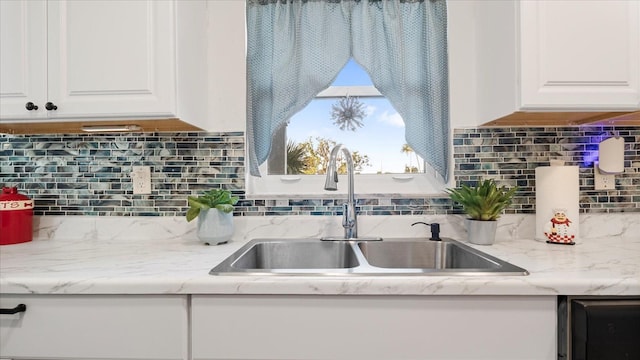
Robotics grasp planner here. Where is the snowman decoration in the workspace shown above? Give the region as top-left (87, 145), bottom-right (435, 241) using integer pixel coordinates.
top-left (544, 208), bottom-right (576, 245)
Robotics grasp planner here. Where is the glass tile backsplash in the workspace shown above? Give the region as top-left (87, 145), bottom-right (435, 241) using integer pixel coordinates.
top-left (1, 126), bottom-right (638, 216)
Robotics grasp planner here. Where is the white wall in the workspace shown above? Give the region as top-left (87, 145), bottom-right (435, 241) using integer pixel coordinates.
top-left (207, 0), bottom-right (247, 132)
top-left (447, 0), bottom-right (478, 129)
top-left (206, 0), bottom-right (491, 132)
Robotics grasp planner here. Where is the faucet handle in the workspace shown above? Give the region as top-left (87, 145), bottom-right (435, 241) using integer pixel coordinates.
top-left (411, 221), bottom-right (441, 241)
top-left (341, 203), bottom-right (351, 226)
top-left (342, 203), bottom-right (348, 227)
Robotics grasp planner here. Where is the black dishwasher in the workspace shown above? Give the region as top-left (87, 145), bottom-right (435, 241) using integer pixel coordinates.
top-left (558, 296), bottom-right (640, 360)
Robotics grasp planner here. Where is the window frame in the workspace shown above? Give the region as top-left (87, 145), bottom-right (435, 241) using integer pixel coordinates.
top-left (246, 84), bottom-right (448, 197)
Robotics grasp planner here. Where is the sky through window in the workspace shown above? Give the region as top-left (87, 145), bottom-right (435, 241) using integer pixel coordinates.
top-left (285, 59), bottom-right (424, 174)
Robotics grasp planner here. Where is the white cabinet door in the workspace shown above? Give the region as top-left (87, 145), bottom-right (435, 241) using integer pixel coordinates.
top-left (46, 0), bottom-right (176, 119)
top-left (0, 0), bottom-right (47, 119)
top-left (0, 295), bottom-right (188, 360)
top-left (0, 0), bottom-right (179, 121)
top-left (192, 295), bottom-right (557, 360)
top-left (520, 0), bottom-right (640, 110)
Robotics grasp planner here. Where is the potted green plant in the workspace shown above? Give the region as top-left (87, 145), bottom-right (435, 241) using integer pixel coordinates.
top-left (186, 189), bottom-right (239, 245)
top-left (445, 179), bottom-right (517, 245)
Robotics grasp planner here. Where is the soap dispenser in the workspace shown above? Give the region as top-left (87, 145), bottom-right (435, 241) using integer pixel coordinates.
top-left (411, 222), bottom-right (441, 241)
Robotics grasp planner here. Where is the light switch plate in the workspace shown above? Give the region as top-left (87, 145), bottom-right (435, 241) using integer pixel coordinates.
top-left (594, 162), bottom-right (615, 190)
top-left (132, 166), bottom-right (152, 194)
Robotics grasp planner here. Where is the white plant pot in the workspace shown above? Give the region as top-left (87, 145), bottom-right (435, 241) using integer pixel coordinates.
top-left (466, 219), bottom-right (497, 245)
top-left (197, 209), bottom-right (234, 245)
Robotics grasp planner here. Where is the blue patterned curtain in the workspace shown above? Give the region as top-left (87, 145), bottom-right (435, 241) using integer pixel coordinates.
top-left (247, 0), bottom-right (450, 181)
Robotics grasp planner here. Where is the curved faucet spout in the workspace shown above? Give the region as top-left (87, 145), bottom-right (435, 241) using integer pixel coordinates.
top-left (323, 144), bottom-right (357, 239)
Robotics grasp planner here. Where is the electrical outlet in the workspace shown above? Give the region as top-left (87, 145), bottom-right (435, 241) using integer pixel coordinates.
top-left (132, 166), bottom-right (151, 194)
top-left (594, 162), bottom-right (615, 190)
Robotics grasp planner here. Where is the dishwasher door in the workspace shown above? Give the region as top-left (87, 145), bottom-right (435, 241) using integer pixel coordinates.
top-left (559, 296), bottom-right (640, 360)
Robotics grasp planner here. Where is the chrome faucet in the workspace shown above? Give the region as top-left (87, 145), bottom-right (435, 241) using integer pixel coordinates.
top-left (323, 144), bottom-right (358, 239)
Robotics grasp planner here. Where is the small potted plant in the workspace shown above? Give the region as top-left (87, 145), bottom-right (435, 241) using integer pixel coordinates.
top-left (186, 188), bottom-right (239, 245)
top-left (445, 179), bottom-right (517, 245)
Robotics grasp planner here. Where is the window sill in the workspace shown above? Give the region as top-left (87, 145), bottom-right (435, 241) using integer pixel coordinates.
top-left (245, 173), bottom-right (448, 198)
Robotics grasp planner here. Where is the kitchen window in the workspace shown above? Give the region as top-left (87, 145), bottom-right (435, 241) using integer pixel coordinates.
top-left (246, 0), bottom-right (450, 196)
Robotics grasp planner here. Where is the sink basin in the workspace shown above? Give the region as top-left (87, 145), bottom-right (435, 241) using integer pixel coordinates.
top-left (210, 238), bottom-right (528, 276)
top-left (231, 241), bottom-right (359, 269)
top-left (358, 241), bottom-right (501, 270)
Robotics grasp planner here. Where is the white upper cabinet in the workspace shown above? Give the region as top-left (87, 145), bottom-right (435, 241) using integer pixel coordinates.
top-left (520, 0), bottom-right (640, 110)
top-left (46, 1), bottom-right (175, 118)
top-left (448, 0), bottom-right (640, 127)
top-left (0, 0), bottom-right (208, 128)
top-left (0, 0), bottom-right (47, 119)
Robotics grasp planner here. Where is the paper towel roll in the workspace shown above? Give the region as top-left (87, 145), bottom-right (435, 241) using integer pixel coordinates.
top-left (535, 166), bottom-right (579, 244)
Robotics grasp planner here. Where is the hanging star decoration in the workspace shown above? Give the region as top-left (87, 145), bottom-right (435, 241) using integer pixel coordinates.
top-left (331, 96), bottom-right (366, 132)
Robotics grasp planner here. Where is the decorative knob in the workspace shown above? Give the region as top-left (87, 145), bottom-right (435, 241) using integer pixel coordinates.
top-left (25, 102), bottom-right (38, 111)
top-left (45, 102), bottom-right (58, 111)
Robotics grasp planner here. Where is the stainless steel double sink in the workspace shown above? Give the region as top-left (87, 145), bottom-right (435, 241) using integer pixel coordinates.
top-left (210, 238), bottom-right (528, 276)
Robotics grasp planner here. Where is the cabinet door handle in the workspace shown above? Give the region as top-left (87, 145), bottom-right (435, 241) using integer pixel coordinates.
top-left (0, 304), bottom-right (27, 315)
top-left (25, 102), bottom-right (39, 111)
top-left (45, 102), bottom-right (58, 111)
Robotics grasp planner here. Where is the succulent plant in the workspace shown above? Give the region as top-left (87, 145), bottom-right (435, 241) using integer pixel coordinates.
top-left (445, 179), bottom-right (517, 221)
top-left (186, 189), bottom-right (239, 222)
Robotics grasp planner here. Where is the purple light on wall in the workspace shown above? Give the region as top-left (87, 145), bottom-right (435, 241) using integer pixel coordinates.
top-left (581, 130), bottom-right (608, 167)
top-left (582, 149), bottom-right (599, 167)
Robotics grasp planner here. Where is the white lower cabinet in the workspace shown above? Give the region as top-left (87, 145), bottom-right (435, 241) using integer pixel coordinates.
top-left (191, 295), bottom-right (557, 360)
top-left (1, 294), bottom-right (557, 359)
top-left (0, 295), bottom-right (188, 360)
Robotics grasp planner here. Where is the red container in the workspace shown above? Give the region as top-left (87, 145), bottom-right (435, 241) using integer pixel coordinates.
top-left (0, 187), bottom-right (34, 245)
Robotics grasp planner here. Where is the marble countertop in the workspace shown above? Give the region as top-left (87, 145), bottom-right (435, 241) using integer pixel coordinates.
top-left (1, 215), bottom-right (638, 296)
